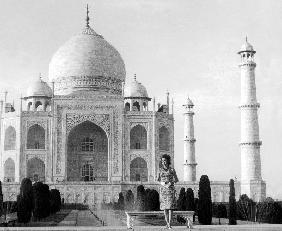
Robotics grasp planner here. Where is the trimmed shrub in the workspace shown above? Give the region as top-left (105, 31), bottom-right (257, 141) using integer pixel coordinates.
top-left (177, 187), bottom-right (186, 211)
top-left (217, 204), bottom-right (227, 224)
top-left (136, 185), bottom-right (146, 211)
top-left (17, 178), bottom-right (33, 223)
top-left (257, 198), bottom-right (282, 224)
top-left (32, 182), bottom-right (50, 220)
top-left (198, 175), bottom-right (212, 225)
top-left (117, 192), bottom-right (125, 210)
top-left (50, 189), bottom-right (61, 213)
top-left (237, 194), bottom-right (256, 221)
top-left (228, 179), bottom-right (237, 225)
top-left (186, 188), bottom-right (195, 211)
top-left (0, 181), bottom-right (3, 216)
top-left (125, 190), bottom-right (134, 211)
top-left (147, 189), bottom-right (160, 211)
top-left (145, 188), bottom-right (151, 210)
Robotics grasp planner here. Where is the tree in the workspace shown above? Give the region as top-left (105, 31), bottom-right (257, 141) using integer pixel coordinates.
top-left (0, 181), bottom-right (3, 217)
top-left (117, 192), bottom-right (125, 210)
top-left (256, 197), bottom-right (282, 224)
top-left (50, 189), bottom-right (61, 214)
top-left (136, 185), bottom-right (146, 211)
top-left (198, 175), bottom-right (212, 225)
top-left (237, 194), bottom-right (255, 221)
top-left (17, 178), bottom-right (33, 224)
top-left (145, 188), bottom-right (151, 210)
top-left (147, 189), bottom-right (160, 211)
top-left (217, 204), bottom-right (227, 224)
top-left (32, 182), bottom-right (50, 220)
top-left (228, 179), bottom-right (237, 225)
top-left (186, 188), bottom-right (195, 211)
top-left (177, 187), bottom-right (186, 211)
top-left (125, 190), bottom-right (134, 211)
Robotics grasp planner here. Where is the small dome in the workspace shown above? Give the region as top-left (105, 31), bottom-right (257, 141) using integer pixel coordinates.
top-left (238, 38), bottom-right (256, 54)
top-left (26, 77), bottom-right (52, 98)
top-left (124, 76), bottom-right (149, 98)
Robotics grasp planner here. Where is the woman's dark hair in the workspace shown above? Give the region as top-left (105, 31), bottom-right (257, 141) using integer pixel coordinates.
top-left (160, 154), bottom-right (171, 167)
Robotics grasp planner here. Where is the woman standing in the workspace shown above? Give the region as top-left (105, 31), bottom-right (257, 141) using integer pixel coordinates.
top-left (157, 154), bottom-right (179, 229)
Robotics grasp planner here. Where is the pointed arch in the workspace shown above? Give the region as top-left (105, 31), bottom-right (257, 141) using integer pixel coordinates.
top-left (27, 124), bottom-right (45, 149)
top-left (159, 126), bottom-right (170, 151)
top-left (67, 121), bottom-right (108, 181)
top-left (4, 126), bottom-right (16, 150)
top-left (27, 157), bottom-right (45, 182)
top-left (4, 158), bottom-right (15, 182)
top-left (130, 125), bottom-right (147, 149)
top-left (132, 101), bottom-right (140, 111)
top-left (130, 157), bottom-right (148, 182)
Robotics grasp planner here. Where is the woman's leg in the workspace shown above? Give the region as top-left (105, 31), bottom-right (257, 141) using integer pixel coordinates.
top-left (168, 210), bottom-right (173, 227)
top-left (164, 209), bottom-right (169, 226)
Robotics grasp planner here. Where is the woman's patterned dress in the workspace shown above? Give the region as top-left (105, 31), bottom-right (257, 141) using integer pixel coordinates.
top-left (158, 167), bottom-right (178, 210)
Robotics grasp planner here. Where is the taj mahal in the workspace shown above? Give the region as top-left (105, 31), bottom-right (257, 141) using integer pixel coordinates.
top-left (0, 7), bottom-right (266, 204)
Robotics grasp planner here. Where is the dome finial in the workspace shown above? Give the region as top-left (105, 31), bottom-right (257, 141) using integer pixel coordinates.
top-left (246, 36), bottom-right (248, 43)
top-left (39, 72), bottom-right (42, 80)
top-left (86, 4), bottom-right (90, 28)
top-left (134, 73), bottom-right (137, 81)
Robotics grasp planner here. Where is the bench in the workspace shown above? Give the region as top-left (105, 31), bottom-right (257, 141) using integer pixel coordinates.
top-left (125, 210), bottom-right (194, 229)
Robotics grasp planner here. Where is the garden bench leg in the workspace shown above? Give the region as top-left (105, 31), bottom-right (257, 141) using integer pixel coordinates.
top-left (126, 213), bottom-right (133, 229)
top-left (185, 216), bottom-right (193, 229)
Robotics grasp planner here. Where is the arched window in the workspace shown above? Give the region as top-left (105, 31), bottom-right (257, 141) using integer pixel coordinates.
top-left (4, 158), bottom-right (15, 182)
top-left (27, 124), bottom-right (45, 149)
top-left (45, 103), bottom-right (51, 112)
top-left (130, 157), bottom-right (148, 182)
top-left (132, 101), bottom-right (140, 111)
top-left (125, 102), bottom-right (130, 112)
top-left (35, 101), bottom-right (43, 111)
top-left (159, 126), bottom-right (170, 151)
top-left (130, 125), bottom-right (147, 149)
top-left (81, 137), bottom-right (94, 151)
top-left (4, 126), bottom-right (16, 150)
top-left (27, 102), bottom-right (32, 111)
top-left (143, 102), bottom-right (147, 111)
top-left (82, 163), bottom-right (94, 181)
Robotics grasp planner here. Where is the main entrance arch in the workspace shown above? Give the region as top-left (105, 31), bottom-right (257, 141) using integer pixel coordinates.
top-left (67, 121), bottom-right (108, 182)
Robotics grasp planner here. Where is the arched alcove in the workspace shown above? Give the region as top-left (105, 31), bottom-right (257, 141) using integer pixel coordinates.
top-left (27, 157), bottom-right (45, 182)
top-left (4, 158), bottom-right (15, 182)
top-left (125, 102), bottom-right (130, 112)
top-left (130, 125), bottom-right (147, 149)
top-left (27, 124), bottom-right (45, 149)
top-left (132, 101), bottom-right (140, 111)
top-left (130, 157), bottom-right (148, 182)
top-left (4, 126), bottom-right (16, 151)
top-left (159, 126), bottom-right (170, 151)
top-left (67, 121), bottom-right (108, 181)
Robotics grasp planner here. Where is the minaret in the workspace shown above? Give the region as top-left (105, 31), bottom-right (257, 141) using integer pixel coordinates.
top-left (183, 97), bottom-right (197, 181)
top-left (238, 38), bottom-right (266, 201)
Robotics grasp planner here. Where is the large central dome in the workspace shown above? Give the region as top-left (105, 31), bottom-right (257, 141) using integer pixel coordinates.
top-left (49, 22), bottom-right (126, 95)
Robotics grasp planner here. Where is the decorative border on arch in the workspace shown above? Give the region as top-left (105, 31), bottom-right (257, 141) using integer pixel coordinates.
top-left (129, 122), bottom-right (148, 131)
top-left (26, 120), bottom-right (47, 130)
top-left (66, 113), bottom-right (110, 135)
top-left (130, 152), bottom-right (149, 164)
top-left (26, 154), bottom-right (46, 163)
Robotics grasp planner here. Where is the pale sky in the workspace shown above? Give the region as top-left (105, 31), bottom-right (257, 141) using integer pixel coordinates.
top-left (0, 0), bottom-right (282, 199)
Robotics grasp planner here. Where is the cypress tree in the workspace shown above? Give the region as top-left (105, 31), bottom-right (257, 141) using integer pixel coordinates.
top-left (17, 178), bottom-right (33, 224)
top-left (177, 187), bottom-right (186, 211)
top-left (228, 179), bottom-right (237, 225)
top-left (136, 185), bottom-right (146, 211)
top-left (125, 190), bottom-right (134, 211)
top-left (198, 175), bottom-right (212, 225)
top-left (186, 188), bottom-right (195, 211)
top-left (0, 181), bottom-right (3, 217)
top-left (117, 192), bottom-right (125, 210)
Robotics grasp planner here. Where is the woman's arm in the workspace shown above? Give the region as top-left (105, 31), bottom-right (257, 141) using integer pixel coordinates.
top-left (173, 168), bottom-right (179, 183)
